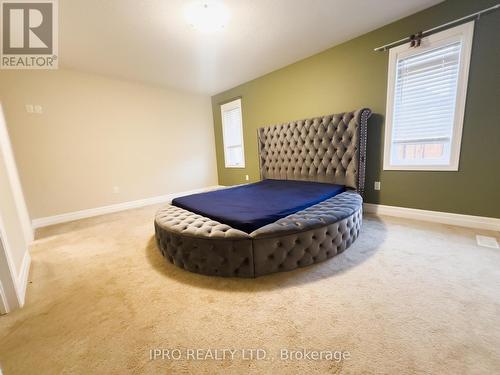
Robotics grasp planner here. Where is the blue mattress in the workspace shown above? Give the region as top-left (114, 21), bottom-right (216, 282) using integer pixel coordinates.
top-left (172, 179), bottom-right (345, 233)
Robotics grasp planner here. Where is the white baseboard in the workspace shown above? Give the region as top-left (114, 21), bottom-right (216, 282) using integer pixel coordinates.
top-left (0, 281), bottom-right (9, 314)
top-left (0, 249), bottom-right (31, 313)
top-left (364, 203), bottom-right (500, 232)
top-left (32, 189), bottom-right (499, 232)
top-left (32, 185), bottom-right (223, 229)
top-left (16, 251), bottom-right (31, 307)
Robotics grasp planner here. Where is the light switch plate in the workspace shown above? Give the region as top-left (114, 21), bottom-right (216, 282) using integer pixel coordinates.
top-left (476, 235), bottom-right (499, 249)
top-left (374, 181), bottom-right (381, 190)
top-left (25, 104), bottom-right (33, 113)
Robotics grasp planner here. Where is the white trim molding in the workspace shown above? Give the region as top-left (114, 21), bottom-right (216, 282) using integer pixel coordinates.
top-left (16, 251), bottom-right (31, 307)
top-left (32, 185), bottom-right (224, 229)
top-left (383, 21), bottom-right (474, 171)
top-left (0, 281), bottom-right (9, 314)
top-left (364, 203), bottom-right (500, 232)
top-left (0, 227), bottom-right (31, 312)
top-left (0, 106), bottom-right (33, 243)
top-left (0, 249), bottom-right (30, 312)
top-left (221, 98), bottom-right (246, 169)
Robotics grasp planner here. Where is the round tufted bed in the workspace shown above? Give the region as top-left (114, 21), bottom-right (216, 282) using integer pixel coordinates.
top-left (155, 108), bottom-right (371, 277)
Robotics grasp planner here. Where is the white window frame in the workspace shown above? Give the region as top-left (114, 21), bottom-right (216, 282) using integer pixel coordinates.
top-left (221, 98), bottom-right (245, 168)
top-left (383, 21), bottom-right (474, 171)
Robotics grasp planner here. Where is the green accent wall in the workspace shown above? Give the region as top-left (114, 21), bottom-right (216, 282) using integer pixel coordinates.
top-left (211, 0), bottom-right (500, 219)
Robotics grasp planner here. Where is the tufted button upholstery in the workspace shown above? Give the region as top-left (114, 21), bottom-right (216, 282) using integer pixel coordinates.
top-left (155, 205), bottom-right (253, 277)
top-left (251, 192), bottom-right (362, 276)
top-left (154, 191), bottom-right (363, 278)
top-left (155, 205), bottom-right (249, 239)
top-left (250, 191), bottom-right (362, 238)
top-left (258, 108), bottom-right (370, 193)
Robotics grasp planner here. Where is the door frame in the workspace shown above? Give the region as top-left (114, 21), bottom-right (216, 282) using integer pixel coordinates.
top-left (0, 104), bottom-right (33, 244)
top-left (0, 103), bottom-right (32, 313)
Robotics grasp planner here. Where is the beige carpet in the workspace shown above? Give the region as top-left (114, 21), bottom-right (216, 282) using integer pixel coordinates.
top-left (0, 204), bottom-right (499, 374)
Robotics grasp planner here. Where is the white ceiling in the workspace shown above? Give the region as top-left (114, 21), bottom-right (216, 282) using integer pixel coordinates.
top-left (60, 0), bottom-right (443, 95)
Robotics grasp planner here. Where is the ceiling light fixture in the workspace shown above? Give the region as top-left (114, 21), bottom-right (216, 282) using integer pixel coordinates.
top-left (184, 0), bottom-right (229, 33)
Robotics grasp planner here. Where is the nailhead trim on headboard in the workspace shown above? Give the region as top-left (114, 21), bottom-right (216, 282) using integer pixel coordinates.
top-left (358, 109), bottom-right (370, 196)
top-left (258, 108), bottom-right (371, 193)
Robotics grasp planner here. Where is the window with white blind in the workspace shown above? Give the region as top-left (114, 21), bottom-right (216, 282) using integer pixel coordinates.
top-left (383, 22), bottom-right (474, 171)
top-left (221, 98), bottom-right (245, 168)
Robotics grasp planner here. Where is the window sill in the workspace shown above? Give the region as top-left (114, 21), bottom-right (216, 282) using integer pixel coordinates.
top-left (224, 165), bottom-right (246, 169)
top-left (383, 164), bottom-right (459, 171)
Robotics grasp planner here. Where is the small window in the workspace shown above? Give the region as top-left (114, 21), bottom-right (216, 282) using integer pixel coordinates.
top-left (221, 98), bottom-right (245, 168)
top-left (383, 22), bottom-right (474, 171)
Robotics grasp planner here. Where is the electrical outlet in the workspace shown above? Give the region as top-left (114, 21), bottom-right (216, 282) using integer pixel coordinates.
top-left (374, 181), bottom-right (381, 191)
top-left (245, 175), bottom-right (249, 181)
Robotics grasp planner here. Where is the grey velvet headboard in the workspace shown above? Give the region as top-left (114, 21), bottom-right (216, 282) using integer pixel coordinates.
top-left (258, 108), bottom-right (371, 194)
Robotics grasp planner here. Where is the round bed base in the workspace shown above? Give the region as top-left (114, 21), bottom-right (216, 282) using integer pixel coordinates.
top-left (154, 191), bottom-right (362, 278)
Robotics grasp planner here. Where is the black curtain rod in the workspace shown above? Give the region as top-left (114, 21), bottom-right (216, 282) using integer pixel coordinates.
top-left (374, 3), bottom-right (500, 52)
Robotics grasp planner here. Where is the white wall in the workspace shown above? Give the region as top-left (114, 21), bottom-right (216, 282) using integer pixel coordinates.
top-left (0, 69), bottom-right (218, 220)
